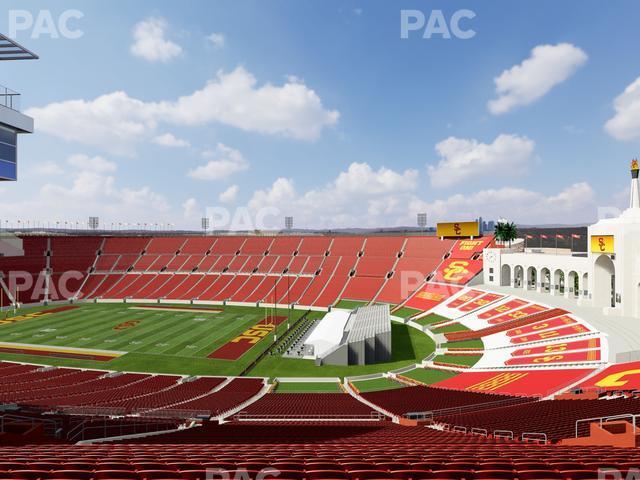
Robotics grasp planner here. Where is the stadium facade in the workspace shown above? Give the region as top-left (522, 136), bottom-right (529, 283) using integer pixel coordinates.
top-left (485, 160), bottom-right (640, 318)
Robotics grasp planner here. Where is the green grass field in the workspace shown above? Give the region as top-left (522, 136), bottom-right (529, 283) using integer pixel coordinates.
top-left (0, 303), bottom-right (317, 376)
top-left (0, 302), bottom-right (436, 379)
top-left (392, 307), bottom-right (422, 319)
top-left (413, 313), bottom-right (450, 326)
top-left (402, 367), bottom-right (459, 385)
top-left (275, 382), bottom-right (342, 393)
top-left (433, 353), bottom-right (482, 367)
top-left (352, 377), bottom-right (404, 392)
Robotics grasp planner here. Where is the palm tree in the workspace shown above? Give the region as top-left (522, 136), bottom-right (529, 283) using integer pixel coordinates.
top-left (495, 221), bottom-right (518, 247)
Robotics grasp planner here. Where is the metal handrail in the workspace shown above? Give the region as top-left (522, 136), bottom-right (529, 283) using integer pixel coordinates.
top-left (493, 429), bottom-right (514, 440)
top-left (521, 432), bottom-right (547, 443)
top-left (234, 411), bottom-right (384, 421)
top-left (575, 413), bottom-right (638, 438)
top-left (0, 84), bottom-right (20, 111)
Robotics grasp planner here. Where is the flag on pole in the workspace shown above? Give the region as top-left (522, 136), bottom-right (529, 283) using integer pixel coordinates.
top-left (525, 234), bottom-right (534, 239)
top-left (556, 234), bottom-right (565, 239)
top-left (540, 234), bottom-right (548, 239)
top-left (571, 234), bottom-right (581, 239)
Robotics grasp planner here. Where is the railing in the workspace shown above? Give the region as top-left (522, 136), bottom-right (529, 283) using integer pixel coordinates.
top-left (521, 432), bottom-right (547, 443)
top-left (233, 411), bottom-right (385, 422)
top-left (405, 394), bottom-right (539, 419)
top-left (0, 414), bottom-right (61, 439)
top-left (0, 84), bottom-right (20, 111)
top-left (575, 413), bottom-right (639, 438)
top-left (493, 429), bottom-right (514, 440)
top-left (133, 408), bottom-right (211, 419)
top-left (67, 417), bottom-right (177, 443)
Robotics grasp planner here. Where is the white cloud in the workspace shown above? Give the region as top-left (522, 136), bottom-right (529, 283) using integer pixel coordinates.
top-left (187, 143), bottom-right (248, 181)
top-left (219, 184), bottom-right (239, 203)
top-left (409, 182), bottom-right (596, 226)
top-left (163, 67), bottom-right (339, 140)
top-left (604, 77), bottom-right (640, 141)
top-left (428, 134), bottom-right (535, 188)
top-left (207, 32), bottom-right (225, 49)
top-left (67, 154), bottom-right (117, 173)
top-left (26, 67), bottom-right (339, 154)
top-left (130, 17), bottom-right (182, 63)
top-left (182, 198), bottom-right (199, 218)
top-left (152, 133), bottom-right (190, 148)
top-left (3, 154), bottom-right (172, 225)
top-left (247, 162), bottom-right (419, 228)
top-left (30, 161), bottom-right (64, 176)
top-left (488, 43), bottom-right (587, 115)
top-left (244, 161), bottom-right (595, 229)
top-left (26, 91), bottom-right (158, 155)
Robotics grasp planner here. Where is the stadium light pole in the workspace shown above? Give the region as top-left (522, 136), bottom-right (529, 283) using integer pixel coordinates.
top-left (417, 213), bottom-right (427, 234)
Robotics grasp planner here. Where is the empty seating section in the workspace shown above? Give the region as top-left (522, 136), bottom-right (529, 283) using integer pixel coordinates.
top-left (436, 396), bottom-right (640, 442)
top-left (5, 234), bottom-right (490, 306)
top-left (145, 237), bottom-right (186, 254)
top-left (240, 393), bottom-right (375, 418)
top-left (0, 236), bottom-right (47, 304)
top-left (376, 237), bottom-right (456, 304)
top-left (362, 386), bottom-right (520, 416)
top-left (445, 308), bottom-right (568, 342)
top-left (48, 237), bottom-right (102, 301)
top-left (2, 433), bottom-right (640, 479)
top-left (0, 362), bottom-right (262, 417)
top-left (180, 237), bottom-right (216, 254)
top-left (101, 237), bottom-right (150, 255)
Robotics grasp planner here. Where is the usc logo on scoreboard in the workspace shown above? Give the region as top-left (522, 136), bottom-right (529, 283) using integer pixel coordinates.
top-left (436, 221), bottom-right (480, 238)
top-left (590, 235), bottom-right (614, 254)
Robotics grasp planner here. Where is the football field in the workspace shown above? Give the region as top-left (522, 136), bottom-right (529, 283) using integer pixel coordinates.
top-left (0, 303), bottom-right (312, 376)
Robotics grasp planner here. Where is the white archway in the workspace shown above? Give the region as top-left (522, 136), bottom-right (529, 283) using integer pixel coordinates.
top-left (553, 269), bottom-right (565, 295)
top-left (568, 271), bottom-right (579, 298)
top-left (514, 265), bottom-right (524, 288)
top-left (526, 267), bottom-right (537, 290)
top-left (501, 264), bottom-right (512, 287)
top-left (540, 268), bottom-right (551, 293)
top-left (594, 255), bottom-right (615, 308)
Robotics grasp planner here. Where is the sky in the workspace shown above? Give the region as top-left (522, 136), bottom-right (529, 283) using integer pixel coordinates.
top-left (1, 0), bottom-right (640, 231)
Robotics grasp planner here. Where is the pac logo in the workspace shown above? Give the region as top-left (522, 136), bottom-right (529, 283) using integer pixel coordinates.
top-left (443, 260), bottom-right (470, 282)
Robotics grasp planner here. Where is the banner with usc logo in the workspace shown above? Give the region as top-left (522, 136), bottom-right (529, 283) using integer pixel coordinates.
top-left (478, 299), bottom-right (528, 320)
top-left (507, 315), bottom-right (576, 337)
top-left (579, 361), bottom-right (640, 390)
top-left (436, 221), bottom-right (480, 238)
top-left (511, 338), bottom-right (600, 357)
top-left (590, 235), bottom-right (614, 254)
top-left (505, 350), bottom-right (601, 366)
top-left (433, 258), bottom-right (483, 284)
top-left (404, 283), bottom-right (462, 311)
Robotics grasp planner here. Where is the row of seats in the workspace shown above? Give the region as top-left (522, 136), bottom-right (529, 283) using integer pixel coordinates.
top-left (0, 234), bottom-right (474, 307)
top-left (239, 393), bottom-right (377, 418)
top-left (0, 362), bottom-right (264, 418)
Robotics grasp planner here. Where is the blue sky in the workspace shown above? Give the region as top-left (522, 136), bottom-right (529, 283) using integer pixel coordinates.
top-left (2, 0), bottom-right (640, 230)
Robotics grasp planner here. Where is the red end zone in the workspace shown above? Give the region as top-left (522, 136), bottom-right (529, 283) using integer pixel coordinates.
top-left (208, 316), bottom-right (287, 360)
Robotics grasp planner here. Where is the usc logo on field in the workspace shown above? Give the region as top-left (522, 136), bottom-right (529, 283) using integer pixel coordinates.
top-left (443, 260), bottom-right (470, 281)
